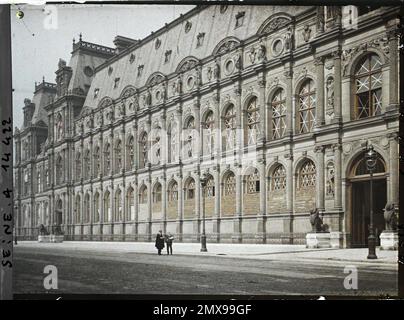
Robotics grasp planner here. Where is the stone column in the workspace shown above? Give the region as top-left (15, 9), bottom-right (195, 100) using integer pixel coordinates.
top-left (387, 29), bottom-right (399, 109)
top-left (161, 113), bottom-right (167, 166)
top-left (388, 133), bottom-right (399, 204)
top-left (314, 57), bottom-right (325, 127)
top-left (176, 107), bottom-right (183, 162)
top-left (177, 174), bottom-right (183, 241)
top-left (315, 145), bottom-right (325, 211)
top-left (133, 123), bottom-right (138, 170)
top-left (194, 172), bottom-right (201, 241)
top-left (162, 174), bottom-right (167, 234)
top-left (332, 50), bottom-right (342, 122)
top-left (256, 159), bottom-right (266, 243)
top-left (99, 184), bottom-right (104, 239)
top-left (146, 176), bottom-right (152, 241)
top-left (283, 153), bottom-right (294, 244)
top-left (284, 69), bottom-right (293, 136)
top-left (333, 143), bottom-right (342, 209)
top-left (233, 165), bottom-right (243, 242)
top-left (257, 73), bottom-right (266, 143)
top-left (193, 99), bottom-right (201, 159)
top-left (133, 177), bottom-right (138, 240)
top-left (213, 166), bottom-right (220, 242)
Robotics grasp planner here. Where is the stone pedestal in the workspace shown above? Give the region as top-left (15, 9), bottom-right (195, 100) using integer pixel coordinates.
top-left (38, 235), bottom-right (51, 243)
top-left (380, 231), bottom-right (398, 250)
top-left (330, 231), bottom-right (343, 248)
top-left (306, 232), bottom-right (331, 248)
top-left (38, 235), bottom-right (64, 243)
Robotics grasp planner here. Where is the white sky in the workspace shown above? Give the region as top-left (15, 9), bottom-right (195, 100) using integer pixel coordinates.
top-left (11, 4), bottom-right (194, 130)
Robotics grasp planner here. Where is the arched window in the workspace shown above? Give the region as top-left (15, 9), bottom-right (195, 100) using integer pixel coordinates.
top-left (354, 156), bottom-right (385, 176)
top-left (271, 89), bottom-right (286, 139)
top-left (168, 181), bottom-right (178, 201)
top-left (184, 178), bottom-right (195, 200)
top-left (93, 146), bottom-right (100, 177)
top-left (271, 164), bottom-right (286, 191)
top-left (37, 171), bottom-right (41, 193)
top-left (104, 191), bottom-right (111, 222)
top-left (299, 160), bottom-right (316, 188)
top-left (45, 168), bottom-right (49, 188)
top-left (84, 149), bottom-right (91, 180)
top-left (127, 187), bottom-right (134, 221)
top-left (94, 192), bottom-right (100, 223)
top-left (75, 195), bottom-right (81, 224)
top-left (205, 175), bottom-right (215, 197)
top-left (168, 122), bottom-right (178, 163)
top-left (114, 189), bottom-right (122, 221)
top-left (246, 97), bottom-right (260, 146)
top-left (153, 183), bottom-right (162, 203)
top-left (223, 104), bottom-right (236, 151)
top-left (75, 152), bottom-right (82, 180)
top-left (224, 172), bottom-right (236, 195)
top-left (184, 117), bottom-right (195, 159)
top-left (56, 155), bottom-right (63, 184)
top-left (83, 193), bottom-right (90, 223)
top-left (139, 132), bottom-right (148, 169)
top-left (203, 111), bottom-right (215, 155)
top-left (104, 143), bottom-right (111, 175)
top-left (298, 79), bottom-right (316, 133)
top-left (115, 140), bottom-right (122, 173)
top-left (246, 168), bottom-right (260, 193)
top-left (126, 136), bottom-right (135, 170)
top-left (354, 53), bottom-right (382, 119)
top-left (139, 185), bottom-right (148, 204)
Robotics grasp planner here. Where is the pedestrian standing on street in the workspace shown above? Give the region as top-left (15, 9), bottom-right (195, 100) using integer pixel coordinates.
top-left (155, 230), bottom-right (165, 255)
top-left (165, 232), bottom-right (174, 255)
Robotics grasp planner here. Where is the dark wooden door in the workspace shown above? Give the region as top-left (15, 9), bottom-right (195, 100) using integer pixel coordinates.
top-left (351, 179), bottom-right (386, 247)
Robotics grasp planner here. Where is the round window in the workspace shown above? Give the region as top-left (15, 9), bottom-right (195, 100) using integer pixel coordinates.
top-left (84, 66), bottom-right (94, 77)
top-left (272, 39), bottom-right (284, 56)
top-left (225, 59), bottom-right (235, 75)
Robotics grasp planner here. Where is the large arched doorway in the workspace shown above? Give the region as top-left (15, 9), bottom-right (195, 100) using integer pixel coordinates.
top-left (56, 199), bottom-right (63, 226)
top-left (348, 152), bottom-right (386, 247)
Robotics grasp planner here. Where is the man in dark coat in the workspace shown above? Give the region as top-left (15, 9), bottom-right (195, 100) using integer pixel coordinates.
top-left (155, 230), bottom-right (165, 255)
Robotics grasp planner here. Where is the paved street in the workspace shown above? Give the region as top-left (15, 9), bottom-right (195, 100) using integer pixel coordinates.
top-left (13, 242), bottom-right (397, 297)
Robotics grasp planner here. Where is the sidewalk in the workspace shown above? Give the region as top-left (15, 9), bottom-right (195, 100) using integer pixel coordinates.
top-left (16, 241), bottom-right (398, 267)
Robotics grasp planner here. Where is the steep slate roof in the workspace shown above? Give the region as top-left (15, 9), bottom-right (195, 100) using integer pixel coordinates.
top-left (84, 5), bottom-right (312, 109)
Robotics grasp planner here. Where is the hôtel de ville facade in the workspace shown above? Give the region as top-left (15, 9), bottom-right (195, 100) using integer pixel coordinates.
top-left (14, 5), bottom-right (400, 247)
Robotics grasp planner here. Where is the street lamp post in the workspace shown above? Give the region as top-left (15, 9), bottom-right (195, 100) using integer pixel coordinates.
top-left (365, 144), bottom-right (377, 259)
top-left (200, 173), bottom-right (208, 252)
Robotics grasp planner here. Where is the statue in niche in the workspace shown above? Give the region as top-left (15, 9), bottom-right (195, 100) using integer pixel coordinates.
top-left (302, 25), bottom-right (312, 42)
top-left (56, 114), bottom-right (64, 140)
top-left (257, 39), bottom-right (267, 62)
top-left (213, 60), bottom-right (220, 79)
top-left (235, 53), bottom-right (242, 70)
top-left (207, 67), bottom-right (213, 81)
top-left (175, 76), bottom-right (182, 95)
top-left (383, 202), bottom-right (398, 231)
top-left (326, 77), bottom-right (335, 116)
top-left (249, 47), bottom-right (257, 64)
top-left (284, 26), bottom-right (293, 51)
top-left (195, 67), bottom-right (202, 87)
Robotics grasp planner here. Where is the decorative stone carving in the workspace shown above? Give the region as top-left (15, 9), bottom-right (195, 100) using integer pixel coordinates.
top-left (137, 65), bottom-right (144, 78)
top-left (216, 40), bottom-right (238, 54)
top-left (129, 53), bottom-right (135, 64)
top-left (262, 17), bottom-right (291, 33)
top-left (185, 21), bottom-right (192, 33)
top-left (164, 50), bottom-right (172, 63)
top-left (257, 39), bottom-right (267, 62)
top-left (178, 59), bottom-right (198, 72)
top-left (326, 162), bottom-right (335, 197)
top-left (155, 38), bottom-right (161, 50)
top-left (196, 32), bottom-right (205, 47)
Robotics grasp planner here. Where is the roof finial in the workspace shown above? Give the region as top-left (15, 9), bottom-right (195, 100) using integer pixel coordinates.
top-left (79, 33), bottom-right (82, 42)
top-left (42, 76), bottom-right (45, 83)
top-left (73, 37), bottom-right (75, 45)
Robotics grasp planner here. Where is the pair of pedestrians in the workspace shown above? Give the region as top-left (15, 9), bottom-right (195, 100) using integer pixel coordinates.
top-left (155, 230), bottom-right (174, 255)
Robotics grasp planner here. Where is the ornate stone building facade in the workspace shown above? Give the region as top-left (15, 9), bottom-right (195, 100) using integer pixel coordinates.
top-left (14, 5), bottom-right (400, 247)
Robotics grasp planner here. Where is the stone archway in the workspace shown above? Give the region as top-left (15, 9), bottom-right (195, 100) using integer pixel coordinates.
top-left (347, 152), bottom-right (386, 248)
top-left (55, 198), bottom-right (63, 226)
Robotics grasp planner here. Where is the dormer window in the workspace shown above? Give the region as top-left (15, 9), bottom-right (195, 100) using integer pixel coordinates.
top-left (164, 50), bottom-right (172, 63)
top-left (137, 65), bottom-right (144, 78)
top-left (235, 12), bottom-right (245, 28)
top-left (196, 33), bottom-right (205, 48)
top-left (93, 88), bottom-right (99, 99)
top-left (114, 77), bottom-right (120, 89)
